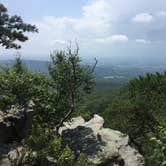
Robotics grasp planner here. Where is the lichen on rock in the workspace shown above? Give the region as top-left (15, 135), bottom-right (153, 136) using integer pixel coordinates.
top-left (59, 114), bottom-right (144, 166)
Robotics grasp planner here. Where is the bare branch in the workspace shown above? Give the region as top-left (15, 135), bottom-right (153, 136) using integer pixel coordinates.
top-left (56, 107), bottom-right (74, 131)
top-left (91, 58), bottom-right (98, 73)
top-left (75, 39), bottom-right (79, 55)
top-left (66, 40), bottom-right (72, 56)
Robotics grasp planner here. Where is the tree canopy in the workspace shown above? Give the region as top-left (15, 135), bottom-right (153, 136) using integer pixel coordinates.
top-left (0, 3), bottom-right (38, 49)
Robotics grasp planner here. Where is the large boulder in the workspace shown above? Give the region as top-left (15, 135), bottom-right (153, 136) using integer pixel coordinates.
top-left (0, 101), bottom-right (34, 143)
top-left (59, 115), bottom-right (144, 166)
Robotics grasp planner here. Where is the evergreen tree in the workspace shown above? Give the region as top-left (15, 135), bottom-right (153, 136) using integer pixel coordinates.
top-left (0, 3), bottom-right (38, 49)
top-left (48, 44), bottom-right (96, 127)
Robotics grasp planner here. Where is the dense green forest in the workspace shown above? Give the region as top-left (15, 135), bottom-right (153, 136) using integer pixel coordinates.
top-left (78, 72), bottom-right (166, 165)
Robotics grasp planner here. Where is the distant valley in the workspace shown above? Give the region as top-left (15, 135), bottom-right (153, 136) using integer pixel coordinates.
top-left (0, 59), bottom-right (166, 89)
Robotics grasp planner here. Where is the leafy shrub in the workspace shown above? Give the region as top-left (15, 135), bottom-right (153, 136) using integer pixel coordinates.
top-left (0, 52), bottom-right (95, 165)
top-left (0, 57), bottom-right (49, 110)
top-left (79, 72), bottom-right (166, 165)
top-left (21, 123), bottom-right (91, 166)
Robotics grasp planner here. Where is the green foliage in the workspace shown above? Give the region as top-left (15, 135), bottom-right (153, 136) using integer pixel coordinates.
top-left (0, 47), bottom-right (95, 125)
top-left (146, 127), bottom-right (166, 166)
top-left (77, 89), bottom-right (118, 120)
top-left (21, 123), bottom-right (90, 166)
top-left (0, 3), bottom-right (38, 49)
top-left (22, 124), bottom-right (56, 165)
top-left (48, 47), bottom-right (95, 127)
top-left (103, 98), bottom-right (135, 132)
top-left (128, 72), bottom-right (166, 123)
top-left (0, 53), bottom-right (95, 165)
top-left (75, 153), bottom-right (90, 166)
top-left (12, 55), bottom-right (28, 74)
top-left (28, 47), bottom-right (95, 127)
top-left (57, 145), bottom-right (75, 166)
top-left (0, 57), bottom-right (49, 110)
top-left (79, 72), bottom-right (166, 165)
top-left (3, 47), bottom-right (166, 165)
top-left (124, 73), bottom-right (166, 164)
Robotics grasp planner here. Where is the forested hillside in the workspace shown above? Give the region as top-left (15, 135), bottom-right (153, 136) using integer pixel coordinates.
top-left (78, 72), bottom-right (166, 165)
top-left (0, 59), bottom-right (166, 89)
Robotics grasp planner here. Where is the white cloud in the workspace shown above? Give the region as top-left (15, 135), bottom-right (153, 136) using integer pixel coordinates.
top-left (133, 13), bottom-right (154, 23)
top-left (156, 11), bottom-right (166, 17)
top-left (135, 39), bottom-right (150, 43)
top-left (2, 0), bottom-right (166, 60)
top-left (21, 17), bottom-right (78, 55)
top-left (96, 35), bottom-right (129, 43)
top-left (20, 0), bottom-right (116, 55)
top-left (75, 0), bottom-right (113, 33)
top-left (51, 40), bottom-right (67, 45)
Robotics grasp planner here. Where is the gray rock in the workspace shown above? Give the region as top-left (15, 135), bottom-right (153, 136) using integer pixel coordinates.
top-left (59, 114), bottom-right (144, 166)
top-left (0, 143), bottom-right (23, 166)
top-left (0, 102), bottom-right (35, 143)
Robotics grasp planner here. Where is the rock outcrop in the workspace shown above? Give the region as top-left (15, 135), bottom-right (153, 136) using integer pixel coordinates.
top-left (0, 109), bottom-right (144, 166)
top-left (0, 102), bottom-right (35, 165)
top-left (0, 101), bottom-right (34, 144)
top-left (59, 114), bottom-right (144, 166)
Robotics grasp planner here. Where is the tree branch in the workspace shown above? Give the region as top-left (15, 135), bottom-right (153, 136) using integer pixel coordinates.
top-left (91, 58), bottom-right (98, 73)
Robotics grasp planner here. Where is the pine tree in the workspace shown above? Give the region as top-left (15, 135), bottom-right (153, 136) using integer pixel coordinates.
top-left (0, 3), bottom-right (38, 49)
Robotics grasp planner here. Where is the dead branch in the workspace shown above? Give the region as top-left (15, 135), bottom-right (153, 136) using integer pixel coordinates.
top-left (91, 58), bottom-right (98, 73)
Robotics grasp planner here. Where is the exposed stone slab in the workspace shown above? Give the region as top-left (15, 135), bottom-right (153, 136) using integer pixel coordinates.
top-left (59, 114), bottom-right (144, 166)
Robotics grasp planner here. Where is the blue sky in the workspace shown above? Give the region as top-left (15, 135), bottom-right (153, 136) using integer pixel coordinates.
top-left (1, 0), bottom-right (166, 64)
top-left (1, 0), bottom-right (86, 20)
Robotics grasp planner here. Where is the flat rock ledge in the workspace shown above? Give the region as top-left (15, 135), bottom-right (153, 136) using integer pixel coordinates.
top-left (59, 114), bottom-right (144, 166)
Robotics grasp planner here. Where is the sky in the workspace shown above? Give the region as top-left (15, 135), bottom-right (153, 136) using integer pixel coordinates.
top-left (1, 0), bottom-right (166, 64)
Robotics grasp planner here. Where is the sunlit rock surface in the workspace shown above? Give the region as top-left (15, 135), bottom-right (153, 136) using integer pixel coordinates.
top-left (0, 101), bottom-right (34, 143)
top-left (59, 114), bottom-right (144, 166)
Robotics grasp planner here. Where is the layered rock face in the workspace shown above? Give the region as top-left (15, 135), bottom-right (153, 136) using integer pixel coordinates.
top-left (59, 114), bottom-right (144, 166)
top-left (0, 102), bottom-right (34, 144)
top-left (0, 102), bottom-right (34, 166)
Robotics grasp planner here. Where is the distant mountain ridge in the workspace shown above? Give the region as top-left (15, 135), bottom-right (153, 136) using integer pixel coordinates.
top-left (0, 60), bottom-right (50, 73)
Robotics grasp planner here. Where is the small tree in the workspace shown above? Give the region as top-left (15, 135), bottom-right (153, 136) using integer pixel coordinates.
top-left (0, 57), bottom-right (49, 109)
top-left (12, 54), bottom-right (28, 74)
top-left (49, 44), bottom-right (97, 128)
top-left (0, 3), bottom-right (38, 49)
